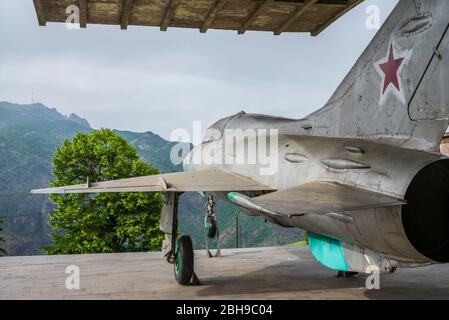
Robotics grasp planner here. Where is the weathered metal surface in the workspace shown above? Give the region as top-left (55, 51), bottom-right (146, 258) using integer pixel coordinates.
top-left (186, 131), bottom-right (447, 263)
top-left (344, 145), bottom-right (364, 154)
top-left (249, 181), bottom-right (405, 216)
top-left (340, 241), bottom-right (398, 274)
top-left (187, 131), bottom-right (444, 198)
top-left (320, 158), bottom-right (370, 170)
top-left (31, 168), bottom-right (276, 193)
top-left (227, 192), bottom-right (285, 224)
top-left (283, 152), bottom-right (308, 163)
top-left (441, 133), bottom-right (449, 155)
top-left (32, 0), bottom-right (363, 35)
top-left (307, 0), bottom-right (449, 152)
top-left (160, 192), bottom-right (177, 258)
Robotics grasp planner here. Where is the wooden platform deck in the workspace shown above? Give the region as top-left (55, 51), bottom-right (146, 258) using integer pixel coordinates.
top-left (1, 246), bottom-right (449, 300)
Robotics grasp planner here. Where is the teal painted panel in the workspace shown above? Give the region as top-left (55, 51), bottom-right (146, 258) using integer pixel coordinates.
top-left (308, 233), bottom-right (348, 271)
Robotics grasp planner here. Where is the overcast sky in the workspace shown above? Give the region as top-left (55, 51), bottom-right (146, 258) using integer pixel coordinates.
top-left (0, 0), bottom-right (398, 140)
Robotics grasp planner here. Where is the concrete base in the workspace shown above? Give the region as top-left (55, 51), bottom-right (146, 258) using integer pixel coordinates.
top-left (1, 246), bottom-right (448, 299)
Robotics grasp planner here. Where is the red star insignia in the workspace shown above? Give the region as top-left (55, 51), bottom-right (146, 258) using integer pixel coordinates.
top-left (379, 44), bottom-right (404, 94)
top-left (374, 40), bottom-right (410, 105)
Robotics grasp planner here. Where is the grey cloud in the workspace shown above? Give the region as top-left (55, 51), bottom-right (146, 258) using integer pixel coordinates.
top-left (0, 0), bottom-right (398, 140)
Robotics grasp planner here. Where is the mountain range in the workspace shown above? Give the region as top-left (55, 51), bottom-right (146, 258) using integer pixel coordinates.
top-left (0, 101), bottom-right (303, 256)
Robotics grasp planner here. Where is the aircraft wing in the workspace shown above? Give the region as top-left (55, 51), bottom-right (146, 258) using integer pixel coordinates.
top-left (248, 181), bottom-right (406, 217)
top-left (31, 168), bottom-right (275, 194)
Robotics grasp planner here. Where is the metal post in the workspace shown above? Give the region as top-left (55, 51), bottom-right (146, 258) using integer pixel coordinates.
top-left (236, 214), bottom-right (239, 248)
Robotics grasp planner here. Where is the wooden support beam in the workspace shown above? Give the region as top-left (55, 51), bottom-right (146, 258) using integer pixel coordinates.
top-left (278, 0), bottom-right (347, 7)
top-left (33, 0), bottom-right (46, 26)
top-left (311, 0), bottom-right (349, 5)
top-left (200, 0), bottom-right (229, 33)
top-left (238, 0), bottom-right (273, 35)
top-left (79, 0), bottom-right (87, 28)
top-left (311, 0), bottom-right (363, 36)
top-left (274, 0), bottom-right (318, 35)
top-left (160, 0), bottom-right (182, 31)
top-left (121, 0), bottom-right (136, 30)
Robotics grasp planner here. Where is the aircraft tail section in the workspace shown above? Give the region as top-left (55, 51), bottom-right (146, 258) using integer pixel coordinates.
top-left (307, 0), bottom-right (449, 152)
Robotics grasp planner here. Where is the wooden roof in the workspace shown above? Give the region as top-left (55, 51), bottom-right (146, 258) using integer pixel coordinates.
top-left (33, 0), bottom-right (363, 36)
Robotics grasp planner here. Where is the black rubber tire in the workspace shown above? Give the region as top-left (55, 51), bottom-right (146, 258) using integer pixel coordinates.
top-left (337, 271), bottom-right (359, 278)
top-left (174, 235), bottom-right (194, 285)
top-left (206, 217), bottom-right (218, 238)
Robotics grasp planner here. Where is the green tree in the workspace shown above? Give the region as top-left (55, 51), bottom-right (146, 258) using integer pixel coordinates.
top-left (0, 216), bottom-right (6, 256)
top-left (44, 129), bottom-right (164, 254)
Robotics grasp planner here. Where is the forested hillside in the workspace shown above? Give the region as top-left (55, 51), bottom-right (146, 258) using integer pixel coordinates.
top-left (0, 101), bottom-right (303, 255)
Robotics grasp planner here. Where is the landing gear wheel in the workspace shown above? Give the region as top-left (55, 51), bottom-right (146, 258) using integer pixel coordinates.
top-left (204, 194), bottom-right (221, 258)
top-left (337, 271), bottom-right (359, 278)
top-left (174, 235), bottom-right (194, 285)
top-left (206, 217), bottom-right (218, 238)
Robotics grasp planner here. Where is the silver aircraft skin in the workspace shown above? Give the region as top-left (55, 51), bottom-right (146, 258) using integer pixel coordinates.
top-left (33, 0), bottom-right (449, 279)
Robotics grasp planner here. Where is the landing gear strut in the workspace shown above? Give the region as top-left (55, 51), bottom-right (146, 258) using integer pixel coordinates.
top-left (204, 195), bottom-right (221, 258)
top-left (160, 192), bottom-right (200, 286)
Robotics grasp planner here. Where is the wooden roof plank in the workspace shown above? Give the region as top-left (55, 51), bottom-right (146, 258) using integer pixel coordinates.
top-left (121, 0), bottom-right (136, 30)
top-left (33, 0), bottom-right (47, 26)
top-left (311, 0), bottom-right (363, 36)
top-left (200, 0), bottom-right (230, 33)
top-left (161, 0), bottom-right (182, 31)
top-left (79, 0), bottom-right (87, 28)
top-left (274, 0), bottom-right (318, 35)
top-left (238, 0), bottom-right (273, 35)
